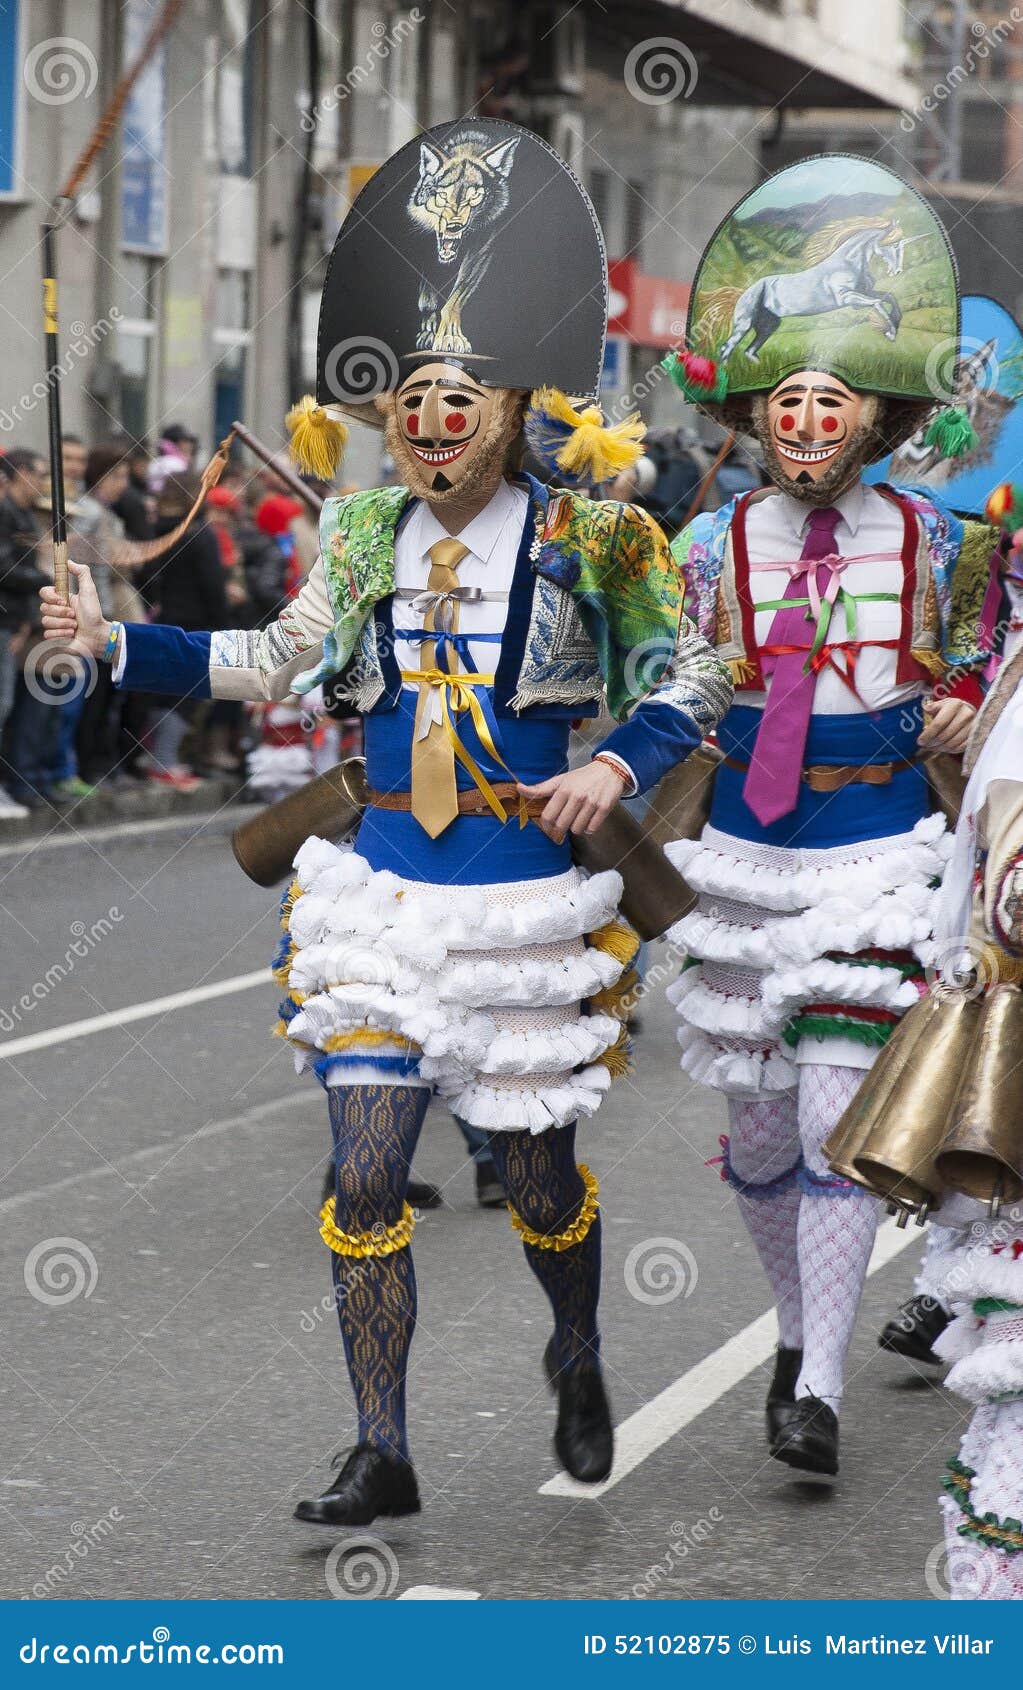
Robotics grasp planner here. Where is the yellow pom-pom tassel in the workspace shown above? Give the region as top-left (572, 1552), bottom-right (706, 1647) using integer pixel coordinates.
top-left (285, 395), bottom-right (349, 479)
top-left (527, 387), bottom-right (645, 485)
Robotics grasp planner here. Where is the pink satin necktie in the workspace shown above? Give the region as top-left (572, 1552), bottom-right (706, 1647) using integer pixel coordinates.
top-left (743, 506), bottom-right (841, 827)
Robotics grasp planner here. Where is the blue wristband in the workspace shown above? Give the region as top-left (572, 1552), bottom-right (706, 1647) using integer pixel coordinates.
top-left (103, 621), bottom-right (123, 666)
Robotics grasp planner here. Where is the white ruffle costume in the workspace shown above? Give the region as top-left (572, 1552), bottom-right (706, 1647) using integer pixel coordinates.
top-left (275, 839), bottom-right (634, 1134)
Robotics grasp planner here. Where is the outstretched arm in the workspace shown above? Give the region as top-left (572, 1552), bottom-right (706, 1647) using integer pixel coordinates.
top-left (41, 556), bottom-right (335, 704)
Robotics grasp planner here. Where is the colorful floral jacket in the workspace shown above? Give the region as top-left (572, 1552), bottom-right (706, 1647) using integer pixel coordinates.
top-left (113, 475), bottom-right (734, 796)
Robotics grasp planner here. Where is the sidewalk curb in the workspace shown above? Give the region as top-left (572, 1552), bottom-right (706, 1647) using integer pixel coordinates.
top-left (0, 776), bottom-right (249, 841)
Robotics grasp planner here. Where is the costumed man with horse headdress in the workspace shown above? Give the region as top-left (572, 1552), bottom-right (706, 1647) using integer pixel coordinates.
top-left (661, 154), bottom-right (992, 1480)
top-left (39, 120), bottom-right (732, 1528)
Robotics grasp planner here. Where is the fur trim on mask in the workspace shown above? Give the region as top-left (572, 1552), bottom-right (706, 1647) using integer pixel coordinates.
top-left (378, 386), bottom-right (527, 506)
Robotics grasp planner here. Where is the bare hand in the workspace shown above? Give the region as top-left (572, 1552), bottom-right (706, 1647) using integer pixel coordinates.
top-left (39, 561), bottom-right (111, 660)
top-left (917, 696), bottom-right (977, 756)
top-left (519, 760), bottom-right (627, 841)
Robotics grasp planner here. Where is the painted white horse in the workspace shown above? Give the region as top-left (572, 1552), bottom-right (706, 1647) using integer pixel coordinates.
top-left (718, 225), bottom-right (922, 363)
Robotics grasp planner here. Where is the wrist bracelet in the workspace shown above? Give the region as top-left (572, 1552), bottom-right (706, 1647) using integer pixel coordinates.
top-left (103, 621), bottom-right (122, 665)
top-left (593, 753), bottom-right (629, 785)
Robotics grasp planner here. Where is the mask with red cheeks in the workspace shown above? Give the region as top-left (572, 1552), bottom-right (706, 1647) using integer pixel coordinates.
top-left (378, 362), bottom-right (525, 504)
top-left (755, 370), bottom-right (880, 505)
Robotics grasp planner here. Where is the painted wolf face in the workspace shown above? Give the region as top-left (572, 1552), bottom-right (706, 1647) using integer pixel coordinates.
top-left (408, 131), bottom-right (519, 264)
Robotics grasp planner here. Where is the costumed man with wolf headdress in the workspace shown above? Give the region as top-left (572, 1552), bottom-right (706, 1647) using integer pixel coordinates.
top-left (40, 121), bottom-right (732, 1527)
top-left (661, 154), bottom-right (992, 1479)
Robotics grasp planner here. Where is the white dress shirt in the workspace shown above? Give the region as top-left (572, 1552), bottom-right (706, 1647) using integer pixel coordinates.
top-left (392, 478), bottom-right (528, 684)
top-left (742, 482), bottom-right (924, 715)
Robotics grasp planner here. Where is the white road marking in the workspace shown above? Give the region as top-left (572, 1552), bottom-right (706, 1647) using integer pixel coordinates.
top-left (0, 969), bottom-right (270, 1060)
top-left (540, 1217), bottom-right (923, 1498)
top-left (398, 1587), bottom-right (480, 1600)
top-left (0, 809), bottom-right (233, 858)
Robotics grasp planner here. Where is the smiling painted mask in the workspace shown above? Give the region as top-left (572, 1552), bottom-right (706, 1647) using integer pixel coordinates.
top-left (754, 371), bottom-right (880, 505)
top-left (379, 363), bottom-right (525, 504)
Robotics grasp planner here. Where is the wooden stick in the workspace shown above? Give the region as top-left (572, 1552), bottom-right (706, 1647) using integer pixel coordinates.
top-left (41, 222), bottom-right (69, 603)
top-left (58, 0), bottom-right (187, 203)
top-left (231, 419), bottom-right (322, 516)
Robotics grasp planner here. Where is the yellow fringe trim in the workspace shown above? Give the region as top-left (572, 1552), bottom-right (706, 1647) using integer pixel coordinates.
top-left (509, 1165), bottom-right (599, 1252)
top-left (319, 1195), bottom-right (415, 1258)
top-left (280, 878), bottom-right (303, 930)
top-left (595, 1026), bottom-right (634, 1080)
top-left (589, 966), bottom-right (640, 1020)
top-left (286, 394), bottom-right (349, 479)
top-left (587, 919), bottom-right (641, 968)
top-left (272, 941), bottom-right (298, 986)
top-left (528, 386), bottom-right (644, 482)
top-left (318, 1029), bottom-right (420, 1056)
top-left (728, 657), bottom-right (759, 685)
top-left (911, 645), bottom-right (947, 680)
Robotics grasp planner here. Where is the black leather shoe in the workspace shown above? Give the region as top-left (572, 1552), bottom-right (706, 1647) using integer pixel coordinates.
top-left (878, 1294), bottom-right (949, 1365)
top-left (544, 1339), bottom-right (613, 1483)
top-left (475, 1159), bottom-right (506, 1209)
top-left (769, 1394), bottom-right (839, 1476)
top-left (765, 1346), bottom-right (803, 1444)
top-left (293, 1444), bottom-right (421, 1526)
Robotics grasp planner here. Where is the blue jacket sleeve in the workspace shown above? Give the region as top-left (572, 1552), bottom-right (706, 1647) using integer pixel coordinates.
top-left (115, 624), bottom-right (213, 697)
top-left (595, 700), bottom-right (702, 796)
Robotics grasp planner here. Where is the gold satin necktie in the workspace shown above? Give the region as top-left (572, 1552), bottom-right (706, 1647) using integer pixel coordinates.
top-left (410, 538), bottom-right (470, 837)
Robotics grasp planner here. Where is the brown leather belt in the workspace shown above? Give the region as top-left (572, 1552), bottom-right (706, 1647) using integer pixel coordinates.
top-left (366, 782), bottom-right (548, 819)
top-left (721, 755), bottom-right (917, 793)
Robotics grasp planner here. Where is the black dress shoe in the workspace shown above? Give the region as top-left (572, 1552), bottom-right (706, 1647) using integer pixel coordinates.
top-left (544, 1339), bottom-right (613, 1483)
top-left (769, 1393), bottom-right (839, 1476)
top-left (475, 1158), bottom-right (506, 1209)
top-left (765, 1345), bottom-right (803, 1443)
top-left (293, 1444), bottom-right (421, 1526)
top-left (406, 1178), bottom-right (443, 1210)
top-left (878, 1294), bottom-right (949, 1365)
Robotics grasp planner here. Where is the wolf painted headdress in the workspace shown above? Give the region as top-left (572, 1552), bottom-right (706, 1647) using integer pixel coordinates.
top-left (665, 154), bottom-right (967, 455)
top-left (288, 118), bottom-right (643, 487)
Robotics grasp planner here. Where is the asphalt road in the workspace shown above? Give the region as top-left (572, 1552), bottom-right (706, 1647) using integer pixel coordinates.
top-left (0, 811), bottom-right (969, 1603)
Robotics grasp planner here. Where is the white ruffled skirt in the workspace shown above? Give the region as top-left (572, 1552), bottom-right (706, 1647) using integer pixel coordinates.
top-left (664, 813), bottom-right (951, 1097)
top-left (274, 837), bottom-right (633, 1133)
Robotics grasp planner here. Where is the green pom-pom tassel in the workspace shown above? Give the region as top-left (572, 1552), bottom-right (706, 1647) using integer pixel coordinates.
top-left (924, 405), bottom-right (978, 459)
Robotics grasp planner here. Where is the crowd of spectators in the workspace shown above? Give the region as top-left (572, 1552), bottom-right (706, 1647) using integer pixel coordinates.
top-left (0, 426), bottom-right (319, 820)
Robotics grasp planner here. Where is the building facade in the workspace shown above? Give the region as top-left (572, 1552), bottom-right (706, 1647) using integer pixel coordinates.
top-left (0, 0), bottom-right (917, 486)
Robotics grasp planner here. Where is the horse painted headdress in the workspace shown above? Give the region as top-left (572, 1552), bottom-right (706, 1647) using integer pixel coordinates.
top-left (288, 118), bottom-right (643, 487)
top-left (665, 154), bottom-right (963, 448)
top-left (865, 294), bottom-right (1023, 516)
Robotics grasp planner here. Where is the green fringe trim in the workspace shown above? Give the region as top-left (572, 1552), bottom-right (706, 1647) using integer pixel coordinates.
top-left (783, 1014), bottom-right (894, 1050)
top-left (942, 1457), bottom-right (1023, 1555)
top-left (973, 1297), bottom-right (1023, 1316)
top-left (824, 951), bottom-right (923, 980)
